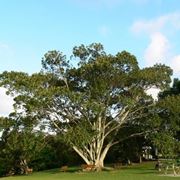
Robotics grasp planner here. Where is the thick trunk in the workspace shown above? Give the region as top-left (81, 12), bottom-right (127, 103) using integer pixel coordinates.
top-left (72, 114), bottom-right (122, 171)
top-left (95, 143), bottom-right (112, 171)
top-left (73, 142), bottom-right (112, 171)
top-left (20, 159), bottom-right (29, 174)
top-left (95, 159), bottom-right (104, 171)
top-left (72, 119), bottom-right (114, 171)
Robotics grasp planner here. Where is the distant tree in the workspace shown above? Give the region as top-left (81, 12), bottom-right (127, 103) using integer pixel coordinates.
top-left (0, 43), bottom-right (172, 171)
top-left (0, 115), bottom-right (46, 175)
top-left (106, 136), bottom-right (147, 164)
top-left (151, 79), bottom-right (180, 159)
top-left (159, 78), bottom-right (180, 98)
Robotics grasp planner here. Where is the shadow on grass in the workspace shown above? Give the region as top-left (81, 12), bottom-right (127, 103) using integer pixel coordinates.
top-left (38, 162), bottom-right (157, 176)
top-left (135, 170), bottom-right (157, 175)
top-left (41, 167), bottom-right (82, 174)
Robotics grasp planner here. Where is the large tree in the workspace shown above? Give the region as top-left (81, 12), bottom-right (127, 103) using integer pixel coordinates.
top-left (0, 43), bottom-right (172, 171)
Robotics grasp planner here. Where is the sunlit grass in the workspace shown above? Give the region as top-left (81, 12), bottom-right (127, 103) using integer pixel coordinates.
top-left (1, 162), bottom-right (178, 180)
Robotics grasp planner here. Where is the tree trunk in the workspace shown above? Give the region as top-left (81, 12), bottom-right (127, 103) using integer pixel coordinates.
top-left (95, 143), bottom-right (112, 171)
top-left (20, 159), bottom-right (29, 174)
top-left (139, 155), bottom-right (142, 164)
top-left (73, 146), bottom-right (91, 165)
top-left (95, 159), bottom-right (104, 171)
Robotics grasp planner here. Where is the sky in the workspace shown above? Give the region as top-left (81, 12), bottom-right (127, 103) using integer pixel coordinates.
top-left (0, 0), bottom-right (180, 116)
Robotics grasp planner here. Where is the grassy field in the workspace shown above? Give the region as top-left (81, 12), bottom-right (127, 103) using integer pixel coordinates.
top-left (1, 162), bottom-right (179, 180)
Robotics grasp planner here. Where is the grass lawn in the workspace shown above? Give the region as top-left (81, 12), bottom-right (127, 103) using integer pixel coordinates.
top-left (1, 162), bottom-right (179, 180)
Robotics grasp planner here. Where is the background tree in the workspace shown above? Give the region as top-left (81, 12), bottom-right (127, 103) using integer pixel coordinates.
top-left (159, 78), bottom-right (180, 98)
top-left (0, 114), bottom-right (46, 175)
top-left (0, 43), bottom-right (172, 171)
top-left (151, 78), bottom-right (180, 159)
top-left (106, 136), bottom-right (148, 164)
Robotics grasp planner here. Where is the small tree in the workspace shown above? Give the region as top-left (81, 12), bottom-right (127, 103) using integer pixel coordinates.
top-left (151, 79), bottom-right (180, 160)
top-left (0, 115), bottom-right (46, 175)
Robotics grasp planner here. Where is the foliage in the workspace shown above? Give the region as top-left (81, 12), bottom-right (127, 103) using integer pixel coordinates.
top-left (107, 136), bottom-right (148, 163)
top-left (0, 115), bottom-right (46, 175)
top-left (159, 78), bottom-right (180, 98)
top-left (30, 135), bottom-right (82, 171)
top-left (150, 78), bottom-right (180, 159)
top-left (151, 132), bottom-right (179, 158)
top-left (0, 43), bottom-right (173, 170)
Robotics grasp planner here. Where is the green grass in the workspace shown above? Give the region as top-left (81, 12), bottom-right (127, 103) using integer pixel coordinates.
top-left (1, 162), bottom-right (178, 180)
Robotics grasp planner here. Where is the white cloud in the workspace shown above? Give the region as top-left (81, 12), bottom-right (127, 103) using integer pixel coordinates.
top-left (146, 87), bottom-right (160, 100)
top-left (171, 55), bottom-right (180, 74)
top-left (131, 12), bottom-right (180, 78)
top-left (0, 88), bottom-right (14, 117)
top-left (131, 12), bottom-right (180, 35)
top-left (144, 32), bottom-right (170, 66)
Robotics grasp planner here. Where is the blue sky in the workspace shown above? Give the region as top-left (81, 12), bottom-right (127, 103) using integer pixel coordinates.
top-left (0, 0), bottom-right (180, 116)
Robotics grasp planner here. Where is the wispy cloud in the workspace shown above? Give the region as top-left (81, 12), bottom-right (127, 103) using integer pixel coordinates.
top-left (0, 42), bottom-right (9, 50)
top-left (0, 42), bottom-right (15, 72)
top-left (70, 0), bottom-right (122, 8)
top-left (131, 12), bottom-right (180, 35)
top-left (0, 88), bottom-right (14, 117)
top-left (0, 42), bottom-right (13, 56)
top-left (98, 25), bottom-right (110, 37)
top-left (0, 42), bottom-right (9, 61)
top-left (132, 0), bottom-right (149, 5)
top-left (70, 0), bottom-right (150, 9)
